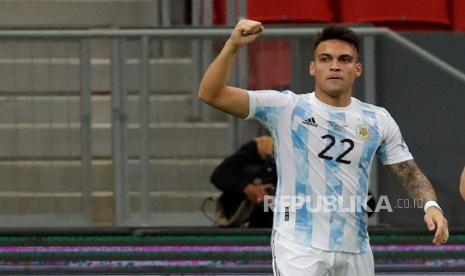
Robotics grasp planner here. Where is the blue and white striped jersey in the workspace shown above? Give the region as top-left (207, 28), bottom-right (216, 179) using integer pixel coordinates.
top-left (246, 90), bottom-right (413, 253)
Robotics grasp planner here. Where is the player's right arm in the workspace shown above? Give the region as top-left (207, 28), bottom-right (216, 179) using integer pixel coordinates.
top-left (198, 19), bottom-right (264, 118)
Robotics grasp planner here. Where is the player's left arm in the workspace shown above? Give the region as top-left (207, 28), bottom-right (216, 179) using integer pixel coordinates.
top-left (388, 160), bottom-right (449, 245)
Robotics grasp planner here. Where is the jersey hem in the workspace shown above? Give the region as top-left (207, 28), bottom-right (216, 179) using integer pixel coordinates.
top-left (273, 227), bottom-right (368, 254)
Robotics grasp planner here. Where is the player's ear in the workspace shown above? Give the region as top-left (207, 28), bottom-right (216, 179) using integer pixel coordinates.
top-left (309, 61), bottom-right (315, 76)
top-left (355, 62), bottom-right (362, 77)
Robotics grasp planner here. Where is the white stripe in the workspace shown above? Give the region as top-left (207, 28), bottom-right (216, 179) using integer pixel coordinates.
top-left (309, 111), bottom-right (331, 250)
top-left (342, 108), bottom-right (364, 251)
top-left (274, 100), bottom-right (297, 242)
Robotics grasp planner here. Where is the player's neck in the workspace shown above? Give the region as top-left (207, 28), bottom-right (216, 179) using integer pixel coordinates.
top-left (314, 89), bottom-right (352, 107)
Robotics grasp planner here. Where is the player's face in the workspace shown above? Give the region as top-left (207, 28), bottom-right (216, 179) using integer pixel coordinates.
top-left (310, 39), bottom-right (362, 97)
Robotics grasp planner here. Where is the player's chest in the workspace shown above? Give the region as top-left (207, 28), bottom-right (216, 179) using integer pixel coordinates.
top-left (290, 111), bottom-right (381, 164)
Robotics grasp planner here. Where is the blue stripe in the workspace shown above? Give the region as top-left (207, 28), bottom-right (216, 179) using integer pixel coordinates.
top-left (290, 98), bottom-right (312, 245)
top-left (326, 112), bottom-right (347, 251)
top-left (255, 106), bottom-right (281, 131)
top-left (376, 141), bottom-right (388, 162)
top-left (356, 110), bottom-right (380, 252)
top-left (254, 106), bottom-right (284, 229)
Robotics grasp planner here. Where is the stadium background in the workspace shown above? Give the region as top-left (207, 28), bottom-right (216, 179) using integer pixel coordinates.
top-left (0, 0), bottom-right (464, 274)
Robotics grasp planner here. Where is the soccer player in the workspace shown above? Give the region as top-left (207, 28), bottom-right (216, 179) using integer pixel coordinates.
top-left (460, 166), bottom-right (465, 200)
top-left (199, 19), bottom-right (448, 275)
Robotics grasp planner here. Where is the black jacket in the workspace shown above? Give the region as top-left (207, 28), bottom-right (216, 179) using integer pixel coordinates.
top-left (210, 140), bottom-right (277, 227)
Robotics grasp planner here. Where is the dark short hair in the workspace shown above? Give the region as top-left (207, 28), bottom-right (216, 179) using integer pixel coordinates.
top-left (313, 25), bottom-right (360, 55)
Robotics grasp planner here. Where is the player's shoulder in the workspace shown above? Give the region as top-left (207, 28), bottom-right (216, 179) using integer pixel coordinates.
top-left (289, 90), bottom-right (317, 102)
top-left (352, 98), bottom-right (390, 118)
top-left (250, 89), bottom-right (294, 95)
top-left (249, 89), bottom-right (295, 99)
top-left (246, 89), bottom-right (298, 111)
top-left (276, 89), bottom-right (297, 99)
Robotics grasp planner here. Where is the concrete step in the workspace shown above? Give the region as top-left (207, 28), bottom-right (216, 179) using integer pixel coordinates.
top-left (0, 0), bottom-right (190, 29)
top-left (0, 191), bottom-right (219, 226)
top-left (0, 95), bottom-right (228, 124)
top-left (132, 191), bottom-right (218, 213)
top-left (0, 58), bottom-right (195, 93)
top-left (0, 123), bottom-right (231, 158)
top-left (0, 0), bottom-right (159, 29)
top-left (0, 159), bottom-right (222, 192)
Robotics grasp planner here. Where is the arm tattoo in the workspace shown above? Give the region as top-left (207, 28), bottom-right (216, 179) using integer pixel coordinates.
top-left (388, 160), bottom-right (437, 202)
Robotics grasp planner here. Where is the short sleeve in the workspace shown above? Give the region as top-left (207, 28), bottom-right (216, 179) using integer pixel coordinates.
top-left (376, 110), bottom-right (413, 165)
top-left (246, 90), bottom-right (290, 130)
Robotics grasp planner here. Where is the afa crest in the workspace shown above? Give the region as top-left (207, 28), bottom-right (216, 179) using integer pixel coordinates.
top-left (356, 125), bottom-right (370, 140)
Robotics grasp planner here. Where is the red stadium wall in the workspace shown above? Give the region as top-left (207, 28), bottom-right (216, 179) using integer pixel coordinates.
top-left (212, 0), bottom-right (461, 89)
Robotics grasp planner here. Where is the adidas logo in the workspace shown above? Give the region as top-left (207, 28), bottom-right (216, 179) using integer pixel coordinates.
top-left (302, 117), bottom-right (318, 127)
